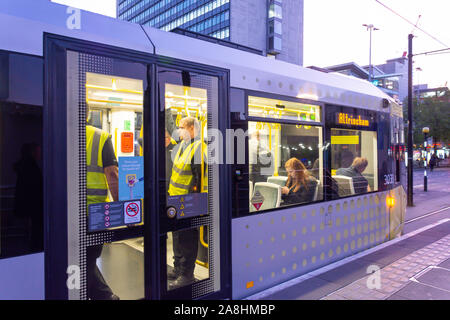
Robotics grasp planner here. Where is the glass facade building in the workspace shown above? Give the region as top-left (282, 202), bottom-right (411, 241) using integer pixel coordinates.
top-left (118, 0), bottom-right (231, 40)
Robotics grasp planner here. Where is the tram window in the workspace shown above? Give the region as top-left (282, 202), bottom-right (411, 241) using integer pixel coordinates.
top-left (331, 129), bottom-right (378, 197)
top-left (0, 103), bottom-right (43, 259)
top-left (85, 72), bottom-right (144, 231)
top-left (248, 121), bottom-right (323, 213)
top-left (248, 95), bottom-right (321, 123)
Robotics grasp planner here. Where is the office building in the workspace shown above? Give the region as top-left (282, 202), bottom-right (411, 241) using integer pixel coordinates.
top-left (117, 0), bottom-right (304, 65)
top-left (316, 56), bottom-right (408, 103)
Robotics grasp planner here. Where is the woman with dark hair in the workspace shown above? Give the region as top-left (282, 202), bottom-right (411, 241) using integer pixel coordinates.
top-left (281, 157), bottom-right (317, 205)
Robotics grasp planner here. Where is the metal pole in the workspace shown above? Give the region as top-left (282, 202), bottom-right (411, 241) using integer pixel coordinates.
top-left (369, 27), bottom-right (372, 82)
top-left (407, 34), bottom-right (414, 207)
top-left (424, 132), bottom-right (428, 192)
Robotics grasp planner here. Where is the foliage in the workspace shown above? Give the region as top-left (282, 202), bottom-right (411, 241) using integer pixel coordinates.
top-left (403, 95), bottom-right (450, 147)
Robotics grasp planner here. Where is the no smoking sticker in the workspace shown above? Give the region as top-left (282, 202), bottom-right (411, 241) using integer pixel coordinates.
top-left (124, 201), bottom-right (141, 224)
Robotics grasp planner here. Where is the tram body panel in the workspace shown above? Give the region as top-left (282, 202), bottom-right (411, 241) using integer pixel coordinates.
top-left (0, 253), bottom-right (44, 299)
top-left (232, 188), bottom-right (405, 299)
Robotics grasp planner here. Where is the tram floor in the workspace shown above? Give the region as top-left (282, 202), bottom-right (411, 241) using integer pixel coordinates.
top-left (96, 234), bottom-right (208, 300)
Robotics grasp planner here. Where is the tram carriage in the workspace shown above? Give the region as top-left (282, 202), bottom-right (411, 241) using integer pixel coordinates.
top-left (0, 0), bottom-right (406, 300)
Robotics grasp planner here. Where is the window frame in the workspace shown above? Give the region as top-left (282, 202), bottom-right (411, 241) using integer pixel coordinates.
top-left (324, 104), bottom-right (380, 201)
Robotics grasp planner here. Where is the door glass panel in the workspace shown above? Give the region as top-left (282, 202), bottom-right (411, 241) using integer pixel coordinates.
top-left (161, 69), bottom-right (221, 296)
top-left (66, 51), bottom-right (147, 300)
top-left (166, 226), bottom-right (209, 290)
top-left (88, 238), bottom-right (144, 300)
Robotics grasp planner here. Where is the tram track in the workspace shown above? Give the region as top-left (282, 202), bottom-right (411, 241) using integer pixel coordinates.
top-left (405, 205), bottom-right (450, 225)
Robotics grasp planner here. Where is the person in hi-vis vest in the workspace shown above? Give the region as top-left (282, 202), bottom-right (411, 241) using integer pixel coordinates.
top-left (86, 109), bottom-right (119, 300)
top-left (167, 116), bottom-right (207, 289)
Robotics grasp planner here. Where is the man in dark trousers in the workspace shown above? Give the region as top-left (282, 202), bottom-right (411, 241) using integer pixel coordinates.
top-left (167, 116), bottom-right (207, 289)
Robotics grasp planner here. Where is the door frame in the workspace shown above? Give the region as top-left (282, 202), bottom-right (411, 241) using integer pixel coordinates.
top-left (44, 34), bottom-right (231, 300)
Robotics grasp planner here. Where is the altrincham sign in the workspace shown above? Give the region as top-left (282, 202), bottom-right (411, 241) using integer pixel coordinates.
top-left (337, 113), bottom-right (370, 127)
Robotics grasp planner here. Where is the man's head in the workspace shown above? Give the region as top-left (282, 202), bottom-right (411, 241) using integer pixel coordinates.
top-left (351, 157), bottom-right (368, 173)
top-left (178, 117), bottom-right (200, 141)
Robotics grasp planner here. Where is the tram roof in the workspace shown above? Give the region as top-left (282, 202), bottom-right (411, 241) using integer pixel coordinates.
top-left (0, 0), bottom-right (400, 113)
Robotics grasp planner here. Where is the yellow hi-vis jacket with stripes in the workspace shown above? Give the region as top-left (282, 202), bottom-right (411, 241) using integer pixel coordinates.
top-left (86, 125), bottom-right (110, 205)
top-left (168, 139), bottom-right (208, 196)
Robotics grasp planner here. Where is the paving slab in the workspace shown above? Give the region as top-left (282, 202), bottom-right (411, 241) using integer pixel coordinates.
top-left (416, 268), bottom-right (450, 291)
top-left (394, 281), bottom-right (450, 300)
top-left (438, 258), bottom-right (450, 269)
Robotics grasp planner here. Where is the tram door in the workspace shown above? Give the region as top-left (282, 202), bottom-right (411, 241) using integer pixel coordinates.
top-left (157, 67), bottom-right (226, 299)
top-left (59, 51), bottom-right (148, 300)
top-left (47, 41), bottom-right (229, 299)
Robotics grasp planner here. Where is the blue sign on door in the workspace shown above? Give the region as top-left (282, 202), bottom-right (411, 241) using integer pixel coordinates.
top-left (118, 156), bottom-right (144, 201)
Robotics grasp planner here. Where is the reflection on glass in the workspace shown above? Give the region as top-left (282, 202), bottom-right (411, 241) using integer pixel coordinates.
top-left (1, 102), bottom-right (43, 258)
top-left (166, 227), bottom-right (209, 291)
top-left (89, 238), bottom-right (144, 300)
top-left (248, 121), bottom-right (323, 213)
top-left (331, 128), bottom-right (378, 197)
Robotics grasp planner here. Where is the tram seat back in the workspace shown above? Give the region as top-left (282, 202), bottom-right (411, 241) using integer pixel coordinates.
top-left (267, 176), bottom-right (288, 187)
top-left (332, 175), bottom-right (355, 197)
top-left (313, 178), bottom-right (321, 201)
top-left (250, 182), bottom-right (281, 212)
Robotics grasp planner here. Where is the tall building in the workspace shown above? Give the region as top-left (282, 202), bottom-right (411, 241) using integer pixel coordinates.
top-left (117, 0), bottom-right (304, 66)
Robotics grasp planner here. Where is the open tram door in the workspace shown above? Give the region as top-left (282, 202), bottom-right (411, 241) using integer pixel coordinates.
top-left (45, 36), bottom-right (230, 300)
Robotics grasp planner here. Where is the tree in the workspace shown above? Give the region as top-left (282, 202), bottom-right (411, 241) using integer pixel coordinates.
top-left (403, 95), bottom-right (450, 149)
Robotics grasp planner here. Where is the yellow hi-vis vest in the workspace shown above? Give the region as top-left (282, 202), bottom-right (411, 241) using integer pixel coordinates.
top-left (168, 140), bottom-right (208, 196)
top-left (86, 125), bottom-right (110, 205)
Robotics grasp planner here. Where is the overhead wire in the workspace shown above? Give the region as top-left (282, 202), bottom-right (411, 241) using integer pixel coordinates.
top-left (374, 0), bottom-right (449, 48)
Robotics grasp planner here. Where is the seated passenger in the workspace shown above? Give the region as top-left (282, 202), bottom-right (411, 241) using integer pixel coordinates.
top-left (336, 157), bottom-right (371, 194)
top-left (281, 158), bottom-right (317, 206)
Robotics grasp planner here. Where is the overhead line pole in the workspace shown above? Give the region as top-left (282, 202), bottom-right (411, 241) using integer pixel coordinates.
top-left (407, 34), bottom-right (414, 207)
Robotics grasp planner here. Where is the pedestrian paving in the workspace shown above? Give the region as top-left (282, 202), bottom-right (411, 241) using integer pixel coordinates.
top-left (322, 232), bottom-right (450, 300)
top-left (248, 218), bottom-right (450, 300)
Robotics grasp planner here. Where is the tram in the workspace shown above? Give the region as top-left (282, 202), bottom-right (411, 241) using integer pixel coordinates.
top-left (0, 0), bottom-right (406, 300)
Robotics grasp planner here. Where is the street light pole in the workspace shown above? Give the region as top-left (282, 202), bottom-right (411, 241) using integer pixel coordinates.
top-left (363, 24), bottom-right (379, 82)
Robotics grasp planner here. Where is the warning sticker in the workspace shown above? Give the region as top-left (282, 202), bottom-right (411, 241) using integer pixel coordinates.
top-left (124, 201), bottom-right (141, 224)
top-left (251, 191), bottom-right (265, 211)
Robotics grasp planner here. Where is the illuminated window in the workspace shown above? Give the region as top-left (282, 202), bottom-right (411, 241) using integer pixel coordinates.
top-left (331, 128), bottom-right (378, 196)
top-left (248, 96), bottom-right (321, 123)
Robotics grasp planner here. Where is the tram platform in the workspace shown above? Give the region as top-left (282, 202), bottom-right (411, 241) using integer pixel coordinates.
top-left (246, 217), bottom-right (450, 300)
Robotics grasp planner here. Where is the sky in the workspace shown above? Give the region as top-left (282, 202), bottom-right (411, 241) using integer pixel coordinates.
top-left (52, 0), bottom-right (449, 88)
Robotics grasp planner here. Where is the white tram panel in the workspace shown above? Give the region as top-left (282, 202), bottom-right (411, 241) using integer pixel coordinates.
top-left (0, 0), bottom-right (398, 114)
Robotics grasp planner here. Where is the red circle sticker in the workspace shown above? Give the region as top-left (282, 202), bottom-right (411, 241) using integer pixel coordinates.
top-left (126, 202), bottom-right (140, 217)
